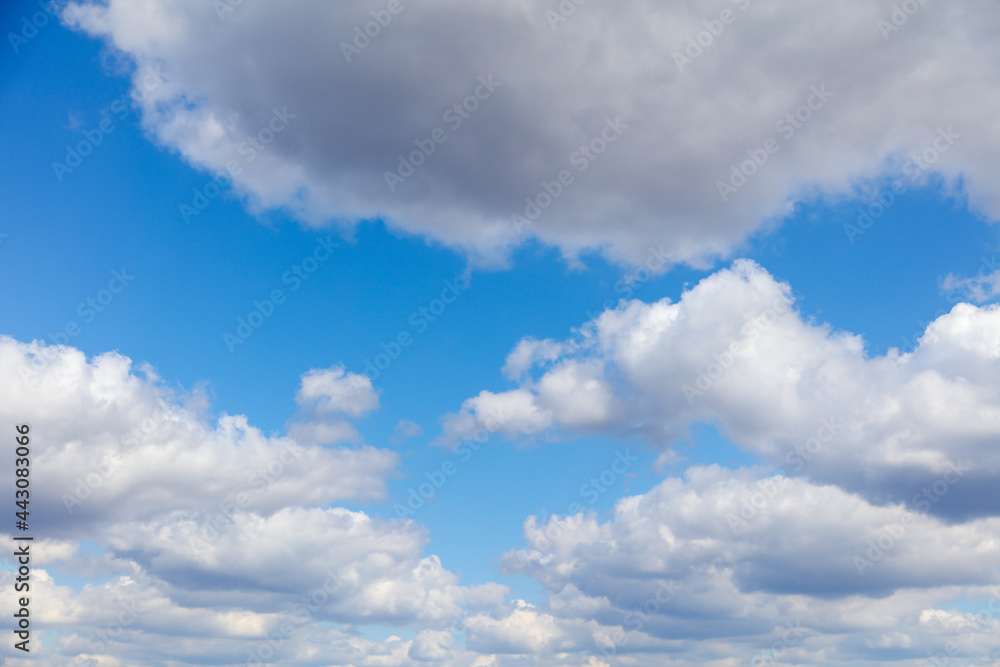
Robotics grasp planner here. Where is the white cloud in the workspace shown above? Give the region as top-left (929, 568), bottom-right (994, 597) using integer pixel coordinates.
top-left (0, 337), bottom-right (514, 665)
top-left (289, 364), bottom-right (379, 445)
top-left (502, 338), bottom-right (564, 380)
top-left (296, 365), bottom-right (379, 418)
top-left (942, 258), bottom-right (1000, 303)
top-left (62, 0), bottom-right (1000, 267)
top-left (441, 260), bottom-right (1000, 519)
top-left (0, 339), bottom-right (398, 530)
top-left (391, 419), bottom-right (424, 444)
top-left (492, 466), bottom-right (1000, 663)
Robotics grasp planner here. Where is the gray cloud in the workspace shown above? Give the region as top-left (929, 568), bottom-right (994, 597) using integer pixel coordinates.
top-left (63, 0), bottom-right (1000, 267)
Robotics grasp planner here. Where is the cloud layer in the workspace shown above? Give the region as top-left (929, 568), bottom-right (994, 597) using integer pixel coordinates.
top-left (63, 0), bottom-right (999, 266)
top-left (3, 258), bottom-right (1000, 665)
top-left (441, 260), bottom-right (1000, 520)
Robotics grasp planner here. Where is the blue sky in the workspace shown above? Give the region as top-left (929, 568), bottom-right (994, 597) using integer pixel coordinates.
top-left (3, 1), bottom-right (1000, 665)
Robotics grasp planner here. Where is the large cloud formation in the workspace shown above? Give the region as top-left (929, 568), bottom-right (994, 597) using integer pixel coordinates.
top-left (61, 0), bottom-right (996, 266)
top-left (3, 260), bottom-right (1000, 665)
top-left (0, 339), bottom-right (509, 665)
top-left (431, 260), bottom-right (1000, 665)
top-left (441, 260), bottom-right (1000, 520)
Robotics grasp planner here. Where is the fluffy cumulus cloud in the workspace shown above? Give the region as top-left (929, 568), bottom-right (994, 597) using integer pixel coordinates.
top-left (60, 0), bottom-right (999, 266)
top-left (490, 466), bottom-right (1000, 665)
top-left (289, 364), bottom-right (380, 445)
top-left (0, 339), bottom-right (397, 527)
top-left (0, 338), bottom-right (516, 665)
top-left (441, 260), bottom-right (1000, 520)
top-left (487, 481), bottom-right (1000, 665)
top-left (2, 289), bottom-right (1000, 663)
top-left (417, 260), bottom-right (1000, 664)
